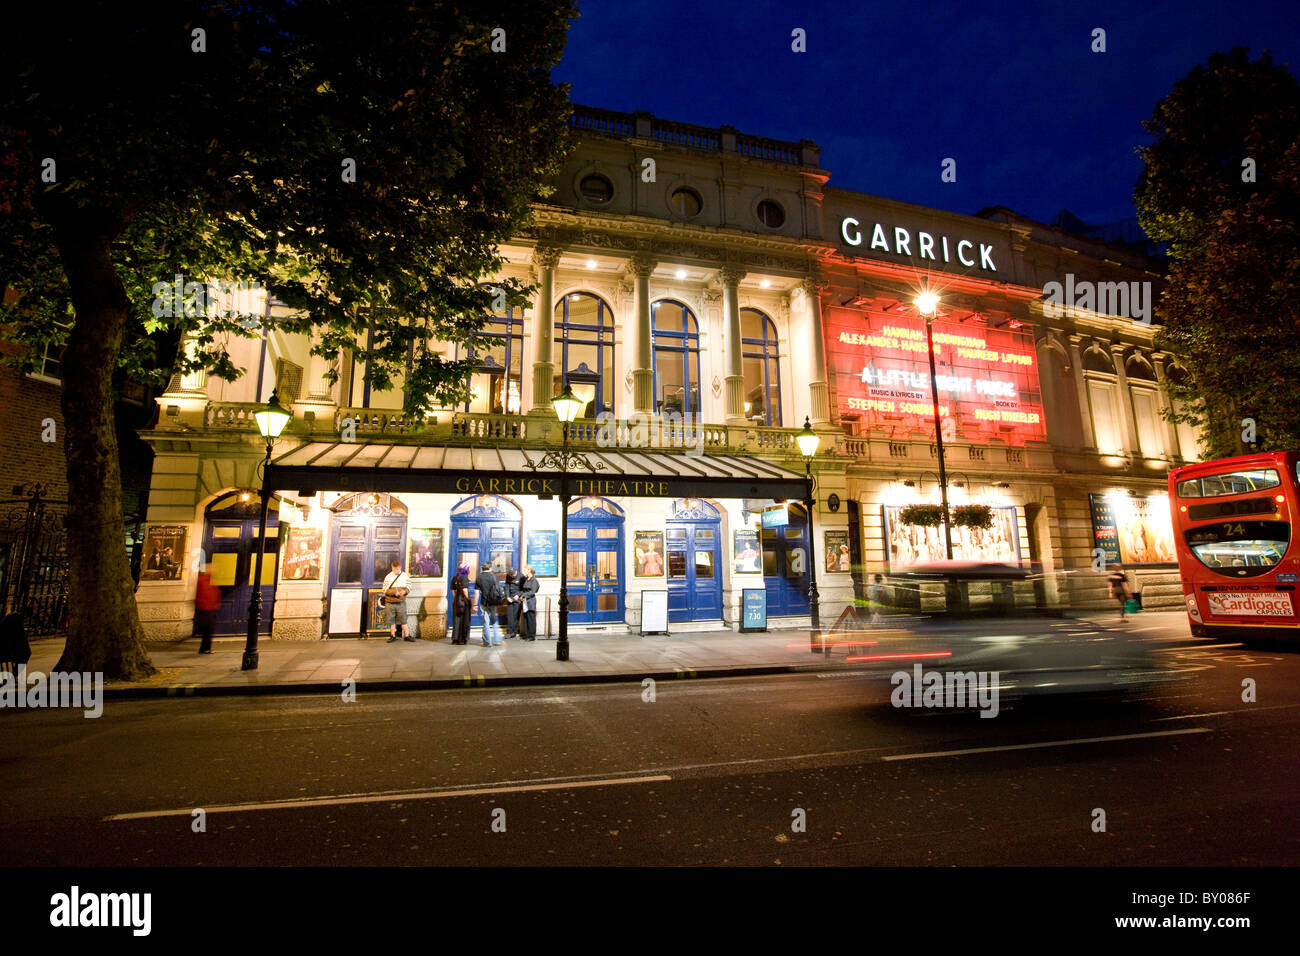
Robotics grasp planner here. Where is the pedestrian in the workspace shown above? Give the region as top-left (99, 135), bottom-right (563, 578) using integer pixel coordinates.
top-left (518, 565), bottom-right (540, 641)
top-left (504, 567), bottom-right (521, 638)
top-left (449, 565), bottom-right (472, 644)
top-left (194, 561), bottom-right (221, 654)
top-left (476, 562), bottom-right (504, 646)
top-left (1107, 563), bottom-right (1131, 621)
top-left (382, 560), bottom-right (414, 642)
top-left (868, 572), bottom-right (885, 625)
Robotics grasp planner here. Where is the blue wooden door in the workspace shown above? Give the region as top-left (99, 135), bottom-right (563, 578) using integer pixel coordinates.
top-left (202, 496), bottom-right (280, 635)
top-left (328, 516), bottom-right (407, 632)
top-left (448, 495), bottom-right (521, 627)
top-left (565, 498), bottom-right (624, 625)
top-left (761, 504), bottom-right (810, 616)
top-left (666, 499), bottom-right (722, 622)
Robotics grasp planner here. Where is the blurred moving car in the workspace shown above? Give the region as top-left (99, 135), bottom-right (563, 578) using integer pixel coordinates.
top-left (841, 562), bottom-right (1170, 702)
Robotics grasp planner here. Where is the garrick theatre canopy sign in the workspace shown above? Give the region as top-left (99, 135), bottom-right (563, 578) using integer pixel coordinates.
top-left (267, 444), bottom-right (806, 502)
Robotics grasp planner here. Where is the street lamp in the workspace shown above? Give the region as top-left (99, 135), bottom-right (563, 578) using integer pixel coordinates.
top-left (552, 384), bottom-right (583, 662)
top-left (796, 416), bottom-right (822, 654)
top-left (914, 290), bottom-right (963, 612)
top-left (243, 389), bottom-right (291, 671)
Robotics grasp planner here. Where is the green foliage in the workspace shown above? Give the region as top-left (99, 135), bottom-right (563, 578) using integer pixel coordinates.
top-left (1135, 47), bottom-right (1300, 459)
top-left (0, 0), bottom-right (577, 413)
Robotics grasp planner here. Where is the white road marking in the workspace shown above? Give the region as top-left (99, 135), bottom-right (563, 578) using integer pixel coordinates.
top-left (106, 773), bottom-right (672, 821)
top-left (881, 727), bottom-right (1211, 761)
top-left (1154, 703), bottom-right (1300, 721)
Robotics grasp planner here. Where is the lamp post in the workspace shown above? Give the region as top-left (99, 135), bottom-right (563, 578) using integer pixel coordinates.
top-left (243, 390), bottom-right (292, 671)
top-left (914, 291), bottom-right (963, 612)
top-left (796, 417), bottom-right (822, 654)
top-left (550, 385), bottom-right (584, 662)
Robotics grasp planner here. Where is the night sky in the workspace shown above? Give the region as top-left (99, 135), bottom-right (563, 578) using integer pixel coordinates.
top-left (553, 0), bottom-right (1300, 228)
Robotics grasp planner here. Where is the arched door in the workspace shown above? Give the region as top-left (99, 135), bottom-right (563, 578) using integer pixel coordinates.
top-left (762, 503), bottom-right (809, 616)
top-left (328, 493), bottom-right (408, 635)
top-left (201, 491), bottom-right (282, 635)
top-left (449, 495), bottom-right (521, 627)
top-left (565, 497), bottom-right (624, 625)
top-left (666, 498), bottom-right (723, 622)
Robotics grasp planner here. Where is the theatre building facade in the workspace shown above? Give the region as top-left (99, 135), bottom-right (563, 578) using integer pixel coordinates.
top-left (135, 106), bottom-right (1196, 641)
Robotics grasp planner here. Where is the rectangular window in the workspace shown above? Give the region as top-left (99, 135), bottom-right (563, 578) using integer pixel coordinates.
top-left (1132, 389), bottom-right (1161, 458)
top-left (1088, 381), bottom-right (1121, 453)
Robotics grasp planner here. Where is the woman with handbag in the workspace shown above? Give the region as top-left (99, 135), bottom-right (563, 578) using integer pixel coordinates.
top-left (382, 561), bottom-right (413, 642)
top-left (450, 565), bottom-right (472, 645)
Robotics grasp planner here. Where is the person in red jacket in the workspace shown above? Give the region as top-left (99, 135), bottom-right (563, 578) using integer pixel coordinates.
top-left (194, 563), bottom-right (222, 654)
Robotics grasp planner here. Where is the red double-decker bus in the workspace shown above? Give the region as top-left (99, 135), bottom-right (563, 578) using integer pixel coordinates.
top-left (1169, 451), bottom-right (1300, 644)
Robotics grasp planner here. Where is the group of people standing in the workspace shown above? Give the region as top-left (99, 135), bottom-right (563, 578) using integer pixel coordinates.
top-left (449, 564), bottom-right (540, 646)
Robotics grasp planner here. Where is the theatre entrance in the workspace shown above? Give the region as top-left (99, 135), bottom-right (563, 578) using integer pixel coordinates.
top-left (666, 498), bottom-right (723, 622)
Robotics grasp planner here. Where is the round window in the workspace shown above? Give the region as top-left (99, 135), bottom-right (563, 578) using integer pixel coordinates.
top-left (756, 200), bottom-right (785, 228)
top-left (670, 187), bottom-right (702, 218)
top-left (579, 174), bottom-right (613, 204)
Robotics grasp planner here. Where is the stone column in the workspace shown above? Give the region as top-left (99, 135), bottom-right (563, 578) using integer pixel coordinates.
top-left (720, 266), bottom-right (747, 424)
top-left (1067, 335), bottom-right (1097, 450)
top-left (630, 253), bottom-right (656, 413)
top-left (1111, 344), bottom-right (1141, 457)
top-left (1152, 354), bottom-right (1181, 459)
top-left (529, 245), bottom-right (563, 414)
top-left (802, 274), bottom-right (830, 424)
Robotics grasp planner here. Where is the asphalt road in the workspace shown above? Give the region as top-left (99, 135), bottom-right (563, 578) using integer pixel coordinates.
top-left (2, 629), bottom-right (1298, 867)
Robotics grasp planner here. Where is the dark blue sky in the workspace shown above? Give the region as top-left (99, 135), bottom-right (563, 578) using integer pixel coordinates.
top-left (553, 0), bottom-right (1300, 226)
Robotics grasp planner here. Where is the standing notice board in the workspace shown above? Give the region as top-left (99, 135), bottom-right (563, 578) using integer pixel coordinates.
top-left (741, 588), bottom-right (768, 632)
top-left (327, 587), bottom-right (365, 637)
top-left (640, 589), bottom-right (669, 635)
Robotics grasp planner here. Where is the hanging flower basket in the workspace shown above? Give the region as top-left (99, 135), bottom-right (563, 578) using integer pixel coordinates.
top-left (898, 503), bottom-right (946, 527)
top-left (950, 503), bottom-right (994, 529)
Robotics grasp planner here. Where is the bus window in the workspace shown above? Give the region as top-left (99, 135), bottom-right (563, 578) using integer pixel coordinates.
top-left (1185, 520), bottom-right (1290, 576)
top-left (1177, 469), bottom-right (1280, 498)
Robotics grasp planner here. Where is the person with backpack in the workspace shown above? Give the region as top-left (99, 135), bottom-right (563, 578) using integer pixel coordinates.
top-left (476, 562), bottom-right (504, 646)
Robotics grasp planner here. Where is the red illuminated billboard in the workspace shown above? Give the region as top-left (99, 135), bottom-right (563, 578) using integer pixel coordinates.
top-left (826, 308), bottom-right (1045, 445)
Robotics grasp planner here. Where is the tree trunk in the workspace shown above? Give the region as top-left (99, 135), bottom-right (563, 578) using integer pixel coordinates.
top-left (51, 224), bottom-right (156, 680)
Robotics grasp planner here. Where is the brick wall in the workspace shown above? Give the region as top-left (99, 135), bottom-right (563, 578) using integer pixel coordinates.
top-left (0, 365), bottom-right (68, 500)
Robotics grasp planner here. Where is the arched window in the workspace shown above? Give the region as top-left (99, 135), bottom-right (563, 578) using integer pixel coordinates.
top-left (651, 300), bottom-right (701, 417)
top-left (456, 304), bottom-right (524, 414)
top-left (554, 292), bottom-right (615, 418)
top-left (1125, 356), bottom-right (1158, 382)
top-left (741, 308), bottom-right (782, 426)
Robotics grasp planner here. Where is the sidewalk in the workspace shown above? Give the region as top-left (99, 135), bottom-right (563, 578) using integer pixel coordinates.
top-left (21, 610), bottom-right (1191, 699)
top-left (21, 628), bottom-right (845, 698)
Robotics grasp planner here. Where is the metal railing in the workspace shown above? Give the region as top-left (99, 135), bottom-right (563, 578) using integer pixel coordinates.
top-left (194, 403), bottom-right (815, 458)
top-left (567, 105), bottom-right (817, 167)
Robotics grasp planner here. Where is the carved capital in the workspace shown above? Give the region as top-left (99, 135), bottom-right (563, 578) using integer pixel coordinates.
top-left (719, 265), bottom-right (747, 288)
top-left (801, 273), bottom-right (828, 298)
top-left (531, 245), bottom-right (564, 271)
top-left (628, 252), bottom-right (657, 279)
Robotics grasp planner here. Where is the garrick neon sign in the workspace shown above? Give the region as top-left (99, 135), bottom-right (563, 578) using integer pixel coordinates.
top-left (840, 218), bottom-right (998, 273)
